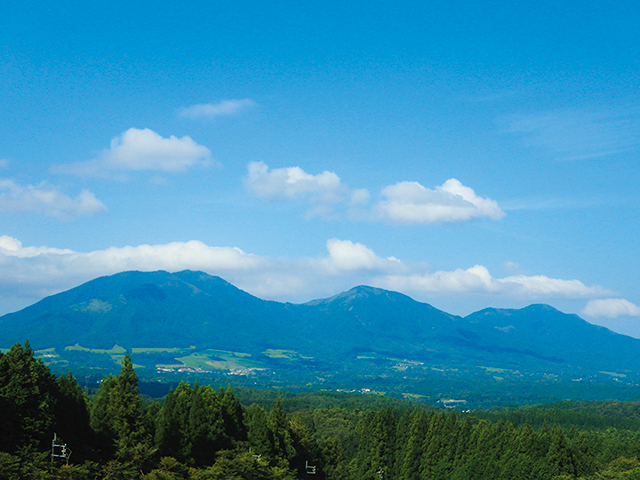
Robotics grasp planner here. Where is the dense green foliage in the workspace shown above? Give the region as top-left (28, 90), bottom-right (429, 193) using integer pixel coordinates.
top-left (3, 342), bottom-right (640, 479)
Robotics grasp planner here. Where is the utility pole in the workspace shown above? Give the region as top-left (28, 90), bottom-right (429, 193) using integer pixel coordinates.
top-left (51, 433), bottom-right (71, 465)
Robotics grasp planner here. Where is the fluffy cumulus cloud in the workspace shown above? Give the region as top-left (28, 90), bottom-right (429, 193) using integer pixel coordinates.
top-left (245, 162), bottom-right (366, 218)
top-left (0, 236), bottom-right (614, 317)
top-left (179, 99), bottom-right (257, 118)
top-left (0, 179), bottom-right (107, 217)
top-left (323, 239), bottom-right (401, 272)
top-left (246, 161), bottom-right (346, 200)
top-left (51, 128), bottom-right (212, 178)
top-left (582, 298), bottom-right (640, 318)
top-left (245, 163), bottom-right (505, 224)
top-left (377, 179), bottom-right (505, 223)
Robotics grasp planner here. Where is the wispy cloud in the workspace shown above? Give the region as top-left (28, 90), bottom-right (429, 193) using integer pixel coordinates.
top-left (503, 104), bottom-right (640, 160)
top-left (582, 298), bottom-right (640, 318)
top-left (51, 128), bottom-right (213, 179)
top-left (0, 179), bottom-right (107, 218)
top-left (379, 267), bottom-right (608, 299)
top-left (178, 99), bottom-right (257, 118)
top-left (0, 236), bottom-right (612, 316)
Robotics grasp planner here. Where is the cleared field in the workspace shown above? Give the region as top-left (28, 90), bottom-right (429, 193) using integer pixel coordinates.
top-left (402, 393), bottom-right (426, 400)
top-left (131, 346), bottom-right (196, 354)
top-left (65, 344), bottom-right (127, 354)
top-left (174, 349), bottom-right (261, 371)
top-left (262, 349), bottom-right (315, 361)
top-left (478, 366), bottom-right (509, 373)
top-left (263, 349), bottom-right (298, 359)
top-left (600, 371), bottom-right (627, 378)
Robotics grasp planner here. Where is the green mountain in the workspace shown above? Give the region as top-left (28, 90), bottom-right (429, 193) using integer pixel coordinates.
top-left (0, 270), bottom-right (297, 351)
top-left (1, 270), bottom-right (639, 381)
top-left (464, 304), bottom-right (640, 371)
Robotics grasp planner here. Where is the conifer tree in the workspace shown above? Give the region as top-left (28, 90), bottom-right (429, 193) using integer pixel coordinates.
top-left (545, 426), bottom-right (577, 477)
top-left (53, 371), bottom-right (93, 461)
top-left (90, 374), bottom-right (117, 441)
top-left (268, 397), bottom-right (295, 465)
top-left (398, 410), bottom-right (429, 480)
top-left (319, 436), bottom-right (350, 480)
top-left (0, 341), bottom-right (58, 452)
top-left (155, 387), bottom-right (182, 460)
top-left (188, 385), bottom-right (227, 466)
top-left (111, 354), bottom-right (149, 453)
top-left (246, 403), bottom-right (272, 458)
top-left (420, 411), bottom-right (448, 479)
top-left (90, 353), bottom-right (154, 470)
top-left (219, 385), bottom-right (246, 443)
top-left (289, 412), bottom-right (321, 477)
top-left (354, 408), bottom-right (398, 479)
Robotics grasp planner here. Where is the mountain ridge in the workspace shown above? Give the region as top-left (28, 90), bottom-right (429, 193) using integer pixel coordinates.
top-left (1, 269), bottom-right (638, 378)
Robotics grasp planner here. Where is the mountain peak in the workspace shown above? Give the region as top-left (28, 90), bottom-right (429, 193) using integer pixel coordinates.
top-left (305, 285), bottom-right (414, 307)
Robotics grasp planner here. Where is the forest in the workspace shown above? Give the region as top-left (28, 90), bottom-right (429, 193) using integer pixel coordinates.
top-left (2, 342), bottom-right (640, 479)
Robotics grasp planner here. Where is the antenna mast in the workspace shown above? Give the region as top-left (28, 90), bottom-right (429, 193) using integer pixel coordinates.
top-left (51, 433), bottom-right (71, 465)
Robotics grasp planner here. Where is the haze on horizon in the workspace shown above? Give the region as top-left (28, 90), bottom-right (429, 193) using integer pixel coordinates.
top-left (1, 1), bottom-right (639, 336)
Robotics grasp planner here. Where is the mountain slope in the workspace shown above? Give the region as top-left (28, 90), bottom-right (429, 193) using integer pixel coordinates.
top-left (1, 270), bottom-right (638, 377)
top-left (300, 285), bottom-right (464, 355)
top-left (465, 304), bottom-right (640, 371)
top-left (0, 270), bottom-right (297, 350)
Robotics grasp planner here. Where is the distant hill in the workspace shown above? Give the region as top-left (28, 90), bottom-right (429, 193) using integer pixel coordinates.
top-left (2, 270), bottom-right (639, 378)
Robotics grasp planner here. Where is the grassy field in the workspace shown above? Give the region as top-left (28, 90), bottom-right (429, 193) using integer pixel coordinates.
top-left (131, 346), bottom-right (195, 354)
top-left (65, 344), bottom-right (127, 354)
top-left (155, 349), bottom-right (263, 372)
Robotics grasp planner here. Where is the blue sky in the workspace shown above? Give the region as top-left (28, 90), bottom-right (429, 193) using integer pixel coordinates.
top-left (2, 0), bottom-right (640, 336)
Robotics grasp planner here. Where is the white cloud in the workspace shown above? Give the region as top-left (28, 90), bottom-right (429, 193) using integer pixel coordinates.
top-left (582, 298), bottom-right (640, 318)
top-left (245, 163), bottom-right (505, 224)
top-left (246, 161), bottom-right (346, 200)
top-left (350, 189), bottom-right (370, 205)
top-left (0, 179), bottom-right (107, 218)
top-left (88, 241), bottom-right (261, 272)
top-left (179, 99), bottom-right (257, 118)
top-left (497, 275), bottom-right (608, 297)
top-left (323, 239), bottom-right (402, 272)
top-left (377, 179), bottom-right (505, 223)
top-left (0, 237), bottom-right (261, 271)
top-left (381, 265), bottom-right (495, 293)
top-left (0, 236), bottom-right (75, 257)
top-left (245, 162), bottom-right (363, 218)
top-left (380, 266), bottom-right (608, 299)
top-left (51, 128), bottom-right (213, 178)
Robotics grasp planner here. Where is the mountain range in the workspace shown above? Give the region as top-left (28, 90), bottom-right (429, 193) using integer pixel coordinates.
top-left (1, 269), bottom-right (639, 381)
